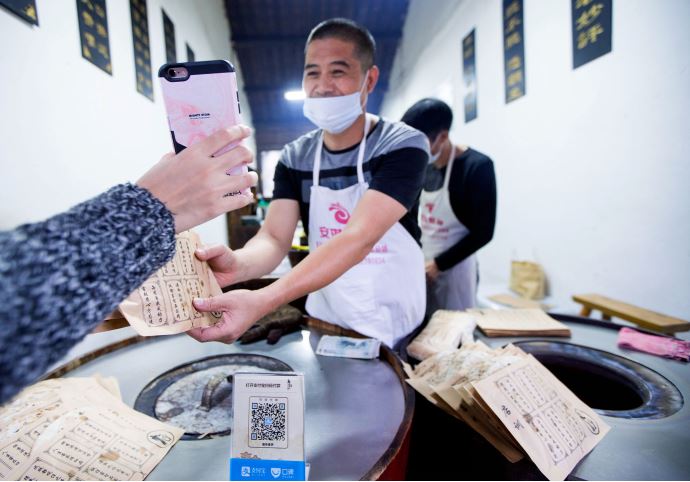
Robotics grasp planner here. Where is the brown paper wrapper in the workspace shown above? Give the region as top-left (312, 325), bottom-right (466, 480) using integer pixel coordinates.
top-left (119, 230), bottom-right (223, 336)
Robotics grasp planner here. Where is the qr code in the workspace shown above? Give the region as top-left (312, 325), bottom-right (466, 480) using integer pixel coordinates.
top-left (248, 397), bottom-right (288, 449)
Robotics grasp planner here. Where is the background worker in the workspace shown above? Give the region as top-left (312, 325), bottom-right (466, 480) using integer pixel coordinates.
top-left (402, 98), bottom-right (497, 313)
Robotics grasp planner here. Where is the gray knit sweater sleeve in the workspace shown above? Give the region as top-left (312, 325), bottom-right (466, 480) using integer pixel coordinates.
top-left (0, 183), bottom-right (176, 404)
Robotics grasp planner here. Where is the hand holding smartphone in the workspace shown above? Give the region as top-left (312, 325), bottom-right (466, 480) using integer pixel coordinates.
top-left (159, 60), bottom-right (250, 190)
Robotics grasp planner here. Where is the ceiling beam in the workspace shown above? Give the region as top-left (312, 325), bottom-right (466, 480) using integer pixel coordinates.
top-left (231, 32), bottom-right (402, 47)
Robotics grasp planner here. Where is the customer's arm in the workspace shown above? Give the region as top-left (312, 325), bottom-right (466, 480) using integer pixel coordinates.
top-left (0, 184), bottom-right (177, 404)
top-left (0, 126), bottom-right (257, 404)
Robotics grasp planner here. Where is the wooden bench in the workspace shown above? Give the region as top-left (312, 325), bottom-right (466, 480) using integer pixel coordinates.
top-left (572, 293), bottom-right (690, 334)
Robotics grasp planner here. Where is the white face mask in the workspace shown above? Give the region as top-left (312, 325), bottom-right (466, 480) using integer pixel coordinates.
top-left (428, 137), bottom-right (442, 164)
top-left (303, 73), bottom-right (368, 134)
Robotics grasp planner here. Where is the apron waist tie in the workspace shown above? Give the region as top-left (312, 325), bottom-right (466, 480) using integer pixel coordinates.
top-left (305, 316), bottom-right (367, 339)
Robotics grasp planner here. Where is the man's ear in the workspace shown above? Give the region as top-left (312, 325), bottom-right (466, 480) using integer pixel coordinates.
top-left (366, 66), bottom-right (380, 93)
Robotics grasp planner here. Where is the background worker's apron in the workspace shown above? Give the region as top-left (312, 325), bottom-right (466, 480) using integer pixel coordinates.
top-left (420, 145), bottom-right (477, 313)
top-left (305, 116), bottom-right (426, 348)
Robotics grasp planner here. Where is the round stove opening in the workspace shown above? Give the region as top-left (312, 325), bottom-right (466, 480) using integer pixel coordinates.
top-left (513, 341), bottom-right (683, 419)
top-left (531, 354), bottom-right (642, 410)
top-left (134, 354), bottom-right (293, 440)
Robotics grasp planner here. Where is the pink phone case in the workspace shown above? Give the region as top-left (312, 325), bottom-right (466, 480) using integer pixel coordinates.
top-left (159, 61), bottom-right (248, 180)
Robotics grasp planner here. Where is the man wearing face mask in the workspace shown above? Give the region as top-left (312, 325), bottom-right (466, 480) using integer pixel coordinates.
top-left (401, 98), bottom-right (497, 313)
top-left (188, 18), bottom-right (429, 349)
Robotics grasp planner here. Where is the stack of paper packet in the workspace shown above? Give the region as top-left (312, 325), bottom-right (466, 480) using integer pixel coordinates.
top-left (0, 376), bottom-right (183, 481)
top-left (403, 341), bottom-right (609, 481)
top-left (469, 308), bottom-right (571, 337)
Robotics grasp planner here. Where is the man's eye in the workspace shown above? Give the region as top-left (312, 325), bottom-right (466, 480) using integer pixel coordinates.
top-left (305, 71), bottom-right (318, 77)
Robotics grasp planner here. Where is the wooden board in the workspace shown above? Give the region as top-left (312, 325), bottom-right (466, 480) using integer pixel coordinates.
top-left (573, 293), bottom-right (689, 333)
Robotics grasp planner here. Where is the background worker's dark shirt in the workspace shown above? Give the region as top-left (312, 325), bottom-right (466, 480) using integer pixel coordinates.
top-left (423, 147), bottom-right (497, 270)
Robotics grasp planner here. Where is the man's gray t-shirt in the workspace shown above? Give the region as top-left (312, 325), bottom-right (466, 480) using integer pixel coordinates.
top-left (272, 118), bottom-right (429, 243)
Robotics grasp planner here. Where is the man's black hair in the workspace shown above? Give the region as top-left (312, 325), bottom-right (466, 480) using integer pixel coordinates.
top-left (306, 18), bottom-right (376, 71)
top-left (401, 98), bottom-right (454, 141)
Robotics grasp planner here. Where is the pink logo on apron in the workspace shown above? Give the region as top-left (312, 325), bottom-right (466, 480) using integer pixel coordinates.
top-left (421, 201), bottom-right (446, 235)
top-left (328, 202), bottom-right (350, 224)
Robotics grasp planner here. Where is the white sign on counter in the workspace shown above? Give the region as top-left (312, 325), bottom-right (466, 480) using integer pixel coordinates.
top-left (230, 372), bottom-right (305, 481)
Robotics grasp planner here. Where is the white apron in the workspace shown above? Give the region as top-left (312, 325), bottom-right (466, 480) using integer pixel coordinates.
top-left (419, 145), bottom-right (477, 312)
top-left (305, 116), bottom-right (426, 348)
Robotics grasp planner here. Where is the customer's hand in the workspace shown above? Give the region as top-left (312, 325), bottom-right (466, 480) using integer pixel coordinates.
top-left (188, 289), bottom-right (272, 343)
top-left (137, 126), bottom-right (258, 233)
top-left (195, 244), bottom-right (244, 288)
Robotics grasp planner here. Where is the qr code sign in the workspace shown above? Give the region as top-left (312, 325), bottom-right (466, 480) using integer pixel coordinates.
top-left (248, 397), bottom-right (288, 449)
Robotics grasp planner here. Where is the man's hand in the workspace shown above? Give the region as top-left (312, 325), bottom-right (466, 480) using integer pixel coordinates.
top-left (425, 259), bottom-right (441, 281)
top-left (188, 289), bottom-right (273, 344)
top-left (195, 244), bottom-right (244, 289)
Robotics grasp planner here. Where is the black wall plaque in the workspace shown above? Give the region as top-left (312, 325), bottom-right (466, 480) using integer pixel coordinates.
top-left (162, 9), bottom-right (176, 63)
top-left (0, 0), bottom-right (38, 25)
top-left (503, 0), bottom-right (526, 103)
top-left (130, 0), bottom-right (153, 100)
top-left (462, 29), bottom-right (477, 123)
top-left (572, 0), bottom-right (612, 69)
top-left (77, 0), bottom-right (112, 75)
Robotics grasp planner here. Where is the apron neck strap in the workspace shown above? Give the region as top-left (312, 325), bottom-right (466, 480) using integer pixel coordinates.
top-left (443, 144), bottom-right (457, 190)
top-left (355, 115), bottom-right (370, 183)
top-left (313, 114), bottom-right (370, 187)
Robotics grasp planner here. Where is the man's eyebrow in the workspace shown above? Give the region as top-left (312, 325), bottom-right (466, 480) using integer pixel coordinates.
top-left (304, 60), bottom-right (352, 70)
top-left (330, 60), bottom-right (351, 68)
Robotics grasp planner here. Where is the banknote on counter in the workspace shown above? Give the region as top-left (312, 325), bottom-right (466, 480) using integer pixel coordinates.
top-left (315, 335), bottom-right (381, 359)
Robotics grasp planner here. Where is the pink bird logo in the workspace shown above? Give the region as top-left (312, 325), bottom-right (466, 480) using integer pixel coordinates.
top-left (329, 202), bottom-right (350, 224)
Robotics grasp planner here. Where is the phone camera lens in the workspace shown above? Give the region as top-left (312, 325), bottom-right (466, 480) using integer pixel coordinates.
top-left (168, 68), bottom-right (176, 77)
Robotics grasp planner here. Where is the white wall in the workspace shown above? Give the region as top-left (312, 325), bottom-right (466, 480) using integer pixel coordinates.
top-left (382, 0), bottom-right (690, 318)
top-left (0, 0), bottom-right (255, 246)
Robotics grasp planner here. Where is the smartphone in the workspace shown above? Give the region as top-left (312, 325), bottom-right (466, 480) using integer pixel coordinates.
top-left (158, 60), bottom-right (248, 181)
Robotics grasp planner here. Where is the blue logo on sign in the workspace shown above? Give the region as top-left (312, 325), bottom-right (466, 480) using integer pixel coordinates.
top-left (230, 459), bottom-right (305, 481)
